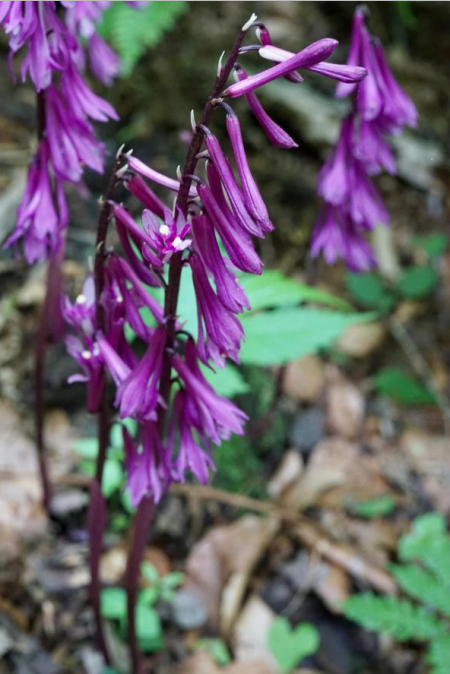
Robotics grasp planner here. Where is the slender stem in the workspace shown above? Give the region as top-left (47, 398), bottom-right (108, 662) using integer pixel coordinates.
top-left (87, 156), bottom-right (121, 667)
top-left (124, 26), bottom-right (249, 674)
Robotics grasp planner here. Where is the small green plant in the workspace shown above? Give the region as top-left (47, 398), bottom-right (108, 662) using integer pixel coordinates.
top-left (374, 367), bottom-right (437, 407)
top-left (193, 638), bottom-right (232, 666)
top-left (267, 617), bottom-right (319, 673)
top-left (344, 513), bottom-right (450, 674)
top-left (350, 494), bottom-right (396, 519)
top-left (101, 562), bottom-right (183, 654)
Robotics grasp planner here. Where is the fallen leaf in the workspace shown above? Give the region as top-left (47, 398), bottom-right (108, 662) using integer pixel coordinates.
top-left (312, 562), bottom-right (350, 611)
top-left (184, 515), bottom-right (279, 631)
top-left (326, 369), bottom-right (365, 440)
top-left (268, 451), bottom-right (304, 500)
top-left (401, 430), bottom-right (450, 514)
top-left (232, 595), bottom-right (278, 673)
top-left (336, 322), bottom-right (386, 358)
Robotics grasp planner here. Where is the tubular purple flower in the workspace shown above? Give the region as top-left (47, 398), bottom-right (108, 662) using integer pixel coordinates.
top-left (172, 340), bottom-right (248, 446)
top-left (224, 38), bottom-right (339, 97)
top-left (114, 216), bottom-right (162, 287)
top-left (88, 33), bottom-right (121, 86)
top-left (115, 327), bottom-right (165, 421)
top-left (373, 42), bottom-right (418, 130)
top-left (123, 423), bottom-right (171, 507)
top-left (110, 256), bottom-right (164, 325)
top-left (63, 275), bottom-right (96, 336)
top-left (191, 214), bottom-right (250, 314)
top-left (224, 106), bottom-right (274, 233)
top-left (336, 7), bottom-right (365, 98)
top-left (4, 140), bottom-right (66, 263)
top-left (66, 336), bottom-right (104, 413)
top-left (171, 389), bottom-right (215, 485)
top-left (45, 86), bottom-right (104, 182)
top-left (356, 26), bottom-right (382, 122)
top-left (190, 254), bottom-right (245, 368)
top-left (234, 65), bottom-right (298, 149)
top-left (197, 181), bottom-right (263, 275)
top-left (317, 117), bottom-right (353, 206)
top-left (61, 63), bottom-right (118, 123)
top-left (203, 129), bottom-right (263, 238)
top-left (258, 44), bottom-right (367, 84)
top-left (128, 156), bottom-right (197, 196)
top-left (352, 119), bottom-right (396, 175)
top-left (97, 335), bottom-right (131, 387)
top-left (255, 24), bottom-right (303, 84)
top-left (125, 174), bottom-right (166, 219)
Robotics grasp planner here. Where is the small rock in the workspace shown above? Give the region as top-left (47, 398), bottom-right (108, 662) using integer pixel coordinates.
top-left (171, 589), bottom-right (208, 630)
top-left (50, 489), bottom-right (87, 518)
top-left (336, 322), bottom-right (386, 359)
top-left (283, 355), bottom-right (325, 403)
top-left (289, 407), bottom-right (326, 454)
top-left (326, 372), bottom-right (364, 440)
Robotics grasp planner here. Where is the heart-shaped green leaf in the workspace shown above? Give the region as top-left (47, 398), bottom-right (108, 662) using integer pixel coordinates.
top-left (268, 617), bottom-right (319, 673)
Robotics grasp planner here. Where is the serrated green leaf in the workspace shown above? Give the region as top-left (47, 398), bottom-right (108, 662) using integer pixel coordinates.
top-left (101, 588), bottom-right (127, 621)
top-left (74, 437), bottom-right (98, 460)
top-left (397, 266), bottom-right (438, 299)
top-left (374, 367), bottom-right (437, 406)
top-left (239, 308), bottom-right (375, 366)
top-left (399, 514), bottom-right (450, 585)
top-left (343, 594), bottom-right (446, 642)
top-left (240, 270), bottom-right (352, 312)
top-left (201, 363), bottom-right (249, 398)
top-left (101, 458), bottom-right (124, 499)
top-left (268, 618), bottom-right (319, 673)
top-left (346, 272), bottom-right (395, 312)
top-left (100, 2), bottom-right (188, 75)
top-left (390, 564), bottom-right (450, 617)
top-left (427, 635), bottom-right (450, 674)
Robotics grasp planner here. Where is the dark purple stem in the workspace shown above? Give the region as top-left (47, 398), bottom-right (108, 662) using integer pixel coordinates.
top-left (123, 25), bottom-right (249, 674)
top-left (87, 156), bottom-right (122, 666)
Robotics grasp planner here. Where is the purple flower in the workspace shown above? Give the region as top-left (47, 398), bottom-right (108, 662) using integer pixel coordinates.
top-left (190, 254), bottom-right (245, 368)
top-left (191, 214), bottom-right (250, 314)
top-left (125, 174), bottom-right (166, 219)
top-left (224, 38), bottom-right (339, 97)
top-left (336, 8), bottom-right (365, 98)
top-left (61, 62), bottom-right (118, 123)
top-left (170, 388), bottom-right (215, 485)
top-left (115, 327), bottom-right (165, 421)
top-left (88, 33), bottom-right (121, 86)
top-left (352, 119), bottom-right (396, 175)
top-left (234, 65), bottom-right (298, 149)
top-left (197, 180), bottom-right (263, 275)
top-left (373, 42), bottom-right (418, 131)
top-left (128, 156), bottom-right (197, 196)
top-left (123, 423), bottom-right (171, 507)
top-left (224, 106), bottom-right (273, 233)
top-left (66, 335), bottom-right (105, 413)
top-left (203, 129), bottom-right (263, 238)
top-left (63, 275), bottom-right (96, 337)
top-left (172, 339), bottom-right (247, 446)
top-left (4, 141), bottom-right (67, 263)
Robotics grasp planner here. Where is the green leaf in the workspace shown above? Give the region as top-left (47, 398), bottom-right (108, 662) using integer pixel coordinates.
top-left (136, 604), bottom-right (163, 652)
top-left (346, 273), bottom-right (395, 312)
top-left (352, 494), bottom-right (396, 519)
top-left (390, 564), bottom-right (450, 617)
top-left (397, 266), bottom-right (438, 299)
top-left (399, 514), bottom-right (450, 585)
top-left (411, 233), bottom-right (449, 258)
top-left (193, 639), bottom-right (232, 666)
top-left (162, 572), bottom-right (184, 589)
top-left (427, 635), bottom-right (450, 674)
top-left (139, 586), bottom-right (160, 607)
top-left (101, 458), bottom-right (124, 499)
top-left (73, 437), bottom-right (98, 460)
top-left (100, 2), bottom-right (188, 75)
top-left (239, 308), bottom-right (375, 366)
top-left (343, 594), bottom-right (446, 642)
top-left (268, 618), bottom-right (319, 673)
top-left (201, 363), bottom-right (250, 398)
top-left (141, 562), bottom-right (160, 585)
top-left (241, 270), bottom-right (352, 312)
top-left (101, 588), bottom-right (127, 621)
top-left (374, 367), bottom-right (437, 406)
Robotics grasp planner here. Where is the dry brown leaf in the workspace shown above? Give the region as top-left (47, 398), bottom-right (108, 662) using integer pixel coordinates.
top-left (175, 652), bottom-right (275, 674)
top-left (184, 515), bottom-right (279, 631)
top-left (336, 322), bottom-right (387, 359)
top-left (401, 430), bottom-right (450, 513)
top-left (326, 369), bottom-right (365, 440)
top-left (267, 450), bottom-right (304, 500)
top-left (0, 400), bottom-right (47, 558)
top-left (312, 562), bottom-right (350, 611)
top-left (232, 595), bottom-right (278, 673)
top-left (282, 355), bottom-right (325, 403)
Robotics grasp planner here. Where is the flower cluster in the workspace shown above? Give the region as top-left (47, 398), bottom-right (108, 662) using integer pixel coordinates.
top-left (311, 7), bottom-right (418, 271)
top-left (0, 1), bottom-right (145, 263)
top-left (65, 18), bottom-right (366, 507)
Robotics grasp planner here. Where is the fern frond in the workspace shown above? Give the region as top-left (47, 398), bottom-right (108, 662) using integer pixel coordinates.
top-left (390, 564), bottom-right (450, 618)
top-left (399, 513), bottom-right (450, 586)
top-left (427, 635), bottom-right (450, 674)
top-left (343, 593), bottom-right (446, 642)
